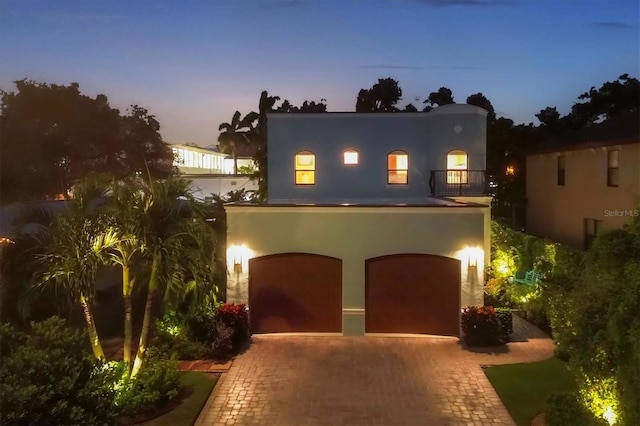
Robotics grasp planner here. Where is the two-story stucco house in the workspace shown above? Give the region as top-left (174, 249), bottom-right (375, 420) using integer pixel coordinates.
top-left (526, 113), bottom-right (640, 249)
top-left (225, 104), bottom-right (492, 337)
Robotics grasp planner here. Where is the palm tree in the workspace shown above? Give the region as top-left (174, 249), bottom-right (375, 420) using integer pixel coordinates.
top-left (36, 176), bottom-right (112, 359)
top-left (218, 111), bottom-right (258, 174)
top-left (250, 91), bottom-right (281, 200)
top-left (93, 177), bottom-right (148, 369)
top-left (130, 177), bottom-right (217, 377)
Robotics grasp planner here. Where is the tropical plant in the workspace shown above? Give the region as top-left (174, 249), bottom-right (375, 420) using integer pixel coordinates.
top-left (0, 317), bottom-right (117, 425)
top-left (129, 177), bottom-right (217, 377)
top-left (250, 91), bottom-right (281, 201)
top-left (35, 176), bottom-right (112, 359)
top-left (218, 110), bottom-right (258, 174)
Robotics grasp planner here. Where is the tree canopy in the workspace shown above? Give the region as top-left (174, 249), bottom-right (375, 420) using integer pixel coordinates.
top-left (423, 87), bottom-right (455, 111)
top-left (0, 80), bottom-right (174, 204)
top-left (355, 78), bottom-right (402, 112)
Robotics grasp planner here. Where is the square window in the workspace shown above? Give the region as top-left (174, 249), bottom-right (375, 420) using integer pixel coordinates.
top-left (343, 150), bottom-right (359, 165)
top-left (296, 170), bottom-right (315, 185)
top-left (388, 170), bottom-right (408, 184)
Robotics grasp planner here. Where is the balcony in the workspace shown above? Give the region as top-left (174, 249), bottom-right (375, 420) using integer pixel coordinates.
top-left (429, 170), bottom-right (489, 197)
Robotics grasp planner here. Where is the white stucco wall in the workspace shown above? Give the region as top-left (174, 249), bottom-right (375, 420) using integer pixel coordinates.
top-left (225, 204), bottom-right (489, 335)
top-left (267, 104), bottom-right (488, 203)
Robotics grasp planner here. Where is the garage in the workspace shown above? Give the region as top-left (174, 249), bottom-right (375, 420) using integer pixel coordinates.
top-left (248, 253), bottom-right (342, 333)
top-left (365, 254), bottom-right (461, 336)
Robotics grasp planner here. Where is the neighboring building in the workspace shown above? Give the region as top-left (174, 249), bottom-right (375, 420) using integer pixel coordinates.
top-left (170, 143), bottom-right (257, 200)
top-left (526, 113), bottom-right (640, 249)
top-left (225, 104), bottom-right (492, 337)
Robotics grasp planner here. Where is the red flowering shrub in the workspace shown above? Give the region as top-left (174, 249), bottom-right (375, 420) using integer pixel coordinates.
top-left (214, 303), bottom-right (250, 352)
top-left (461, 306), bottom-right (503, 346)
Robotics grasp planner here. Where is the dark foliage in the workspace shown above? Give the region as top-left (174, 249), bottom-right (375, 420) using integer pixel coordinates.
top-left (461, 306), bottom-right (503, 346)
top-left (0, 317), bottom-right (117, 425)
top-left (546, 393), bottom-right (607, 426)
top-left (0, 80), bottom-right (174, 203)
top-left (495, 308), bottom-right (513, 342)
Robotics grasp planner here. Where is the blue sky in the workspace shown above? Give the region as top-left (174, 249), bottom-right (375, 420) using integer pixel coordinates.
top-left (1, 0), bottom-right (638, 147)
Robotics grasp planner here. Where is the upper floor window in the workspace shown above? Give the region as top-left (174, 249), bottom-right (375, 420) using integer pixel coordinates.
top-left (387, 151), bottom-right (408, 184)
top-left (295, 151), bottom-right (315, 185)
top-left (447, 150), bottom-right (468, 184)
top-left (557, 155), bottom-right (566, 186)
top-left (607, 150), bottom-right (619, 187)
top-left (343, 149), bottom-right (359, 165)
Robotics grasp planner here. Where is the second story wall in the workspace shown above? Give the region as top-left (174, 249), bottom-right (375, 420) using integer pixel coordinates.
top-left (267, 104), bottom-right (487, 203)
top-left (526, 140), bottom-right (640, 249)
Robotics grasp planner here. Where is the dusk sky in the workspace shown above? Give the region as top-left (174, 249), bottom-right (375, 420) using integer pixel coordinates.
top-left (1, 0), bottom-right (638, 147)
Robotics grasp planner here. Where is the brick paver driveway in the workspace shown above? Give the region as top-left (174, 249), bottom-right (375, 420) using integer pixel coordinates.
top-left (197, 317), bottom-right (553, 426)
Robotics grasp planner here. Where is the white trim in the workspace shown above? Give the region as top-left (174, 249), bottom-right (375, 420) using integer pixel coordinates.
top-left (343, 308), bottom-right (365, 314)
top-left (266, 104), bottom-right (487, 119)
top-left (226, 205), bottom-right (489, 214)
top-left (254, 332), bottom-right (343, 337)
top-left (364, 333), bottom-right (458, 339)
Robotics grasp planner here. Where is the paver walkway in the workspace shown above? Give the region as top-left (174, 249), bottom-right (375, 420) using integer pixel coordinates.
top-left (196, 316), bottom-right (554, 426)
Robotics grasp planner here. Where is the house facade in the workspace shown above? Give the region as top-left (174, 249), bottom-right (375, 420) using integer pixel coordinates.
top-left (170, 144), bottom-right (257, 200)
top-left (225, 104), bottom-right (491, 336)
top-left (526, 135), bottom-right (639, 250)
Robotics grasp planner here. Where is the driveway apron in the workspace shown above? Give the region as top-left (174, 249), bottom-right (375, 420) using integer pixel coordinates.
top-left (197, 317), bottom-right (554, 426)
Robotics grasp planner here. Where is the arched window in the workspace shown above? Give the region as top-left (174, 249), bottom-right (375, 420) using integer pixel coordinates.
top-left (295, 151), bottom-right (315, 185)
top-left (447, 150), bottom-right (468, 184)
top-left (387, 150), bottom-right (408, 184)
top-left (343, 149), bottom-right (359, 165)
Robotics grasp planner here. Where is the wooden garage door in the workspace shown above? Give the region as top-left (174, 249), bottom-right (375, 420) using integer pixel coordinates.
top-left (365, 254), bottom-right (461, 336)
top-left (249, 253), bottom-right (342, 333)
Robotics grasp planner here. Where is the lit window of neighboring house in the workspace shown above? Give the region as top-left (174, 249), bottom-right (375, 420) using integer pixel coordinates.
top-left (447, 150), bottom-right (468, 184)
top-left (388, 151), bottom-right (408, 184)
top-left (557, 155), bottom-right (566, 186)
top-left (584, 218), bottom-right (602, 250)
top-left (295, 151), bottom-right (315, 185)
top-left (343, 149), bottom-right (359, 165)
top-left (607, 149), bottom-right (619, 187)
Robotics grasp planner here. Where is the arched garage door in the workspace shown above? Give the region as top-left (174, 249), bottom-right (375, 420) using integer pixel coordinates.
top-left (365, 254), bottom-right (461, 336)
top-left (249, 253), bottom-right (342, 333)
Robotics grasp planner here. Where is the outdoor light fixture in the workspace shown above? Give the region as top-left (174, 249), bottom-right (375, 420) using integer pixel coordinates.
top-left (227, 244), bottom-right (254, 284)
top-left (233, 253), bottom-right (243, 274)
top-left (0, 237), bottom-right (15, 246)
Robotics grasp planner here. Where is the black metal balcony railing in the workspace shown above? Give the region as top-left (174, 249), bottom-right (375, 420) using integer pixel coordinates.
top-left (429, 170), bottom-right (488, 197)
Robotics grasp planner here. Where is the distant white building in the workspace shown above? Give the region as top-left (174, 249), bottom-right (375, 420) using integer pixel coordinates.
top-left (170, 143), bottom-right (258, 201)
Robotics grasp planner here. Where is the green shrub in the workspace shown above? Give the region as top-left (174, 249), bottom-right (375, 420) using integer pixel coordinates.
top-left (0, 317), bottom-right (116, 425)
top-left (461, 306), bottom-right (503, 346)
top-left (495, 308), bottom-right (513, 342)
top-left (112, 350), bottom-right (181, 418)
top-left (185, 303), bottom-right (217, 343)
top-left (547, 393), bottom-right (607, 426)
top-left (153, 311), bottom-right (207, 360)
top-left (484, 277), bottom-right (512, 307)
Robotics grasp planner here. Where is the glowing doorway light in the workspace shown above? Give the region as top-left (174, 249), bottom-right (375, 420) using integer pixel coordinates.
top-left (226, 244), bottom-right (254, 275)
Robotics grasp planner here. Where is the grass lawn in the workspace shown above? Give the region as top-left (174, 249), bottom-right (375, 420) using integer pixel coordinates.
top-left (484, 358), bottom-right (577, 426)
top-left (140, 372), bottom-right (219, 426)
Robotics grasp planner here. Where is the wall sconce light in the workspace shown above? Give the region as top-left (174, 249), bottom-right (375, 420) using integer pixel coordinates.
top-left (227, 244), bottom-right (254, 284)
top-left (468, 253), bottom-right (478, 268)
top-left (233, 254), bottom-right (243, 274)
